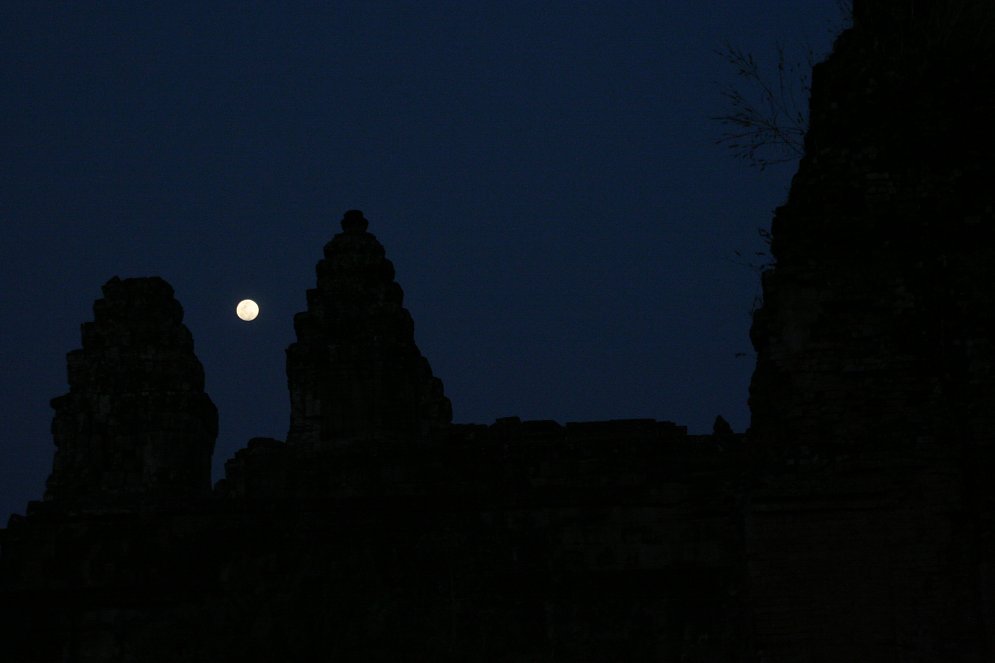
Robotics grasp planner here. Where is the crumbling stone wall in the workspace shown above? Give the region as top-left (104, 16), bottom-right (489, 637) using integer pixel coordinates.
top-left (3, 419), bottom-right (751, 663)
top-left (45, 276), bottom-right (217, 503)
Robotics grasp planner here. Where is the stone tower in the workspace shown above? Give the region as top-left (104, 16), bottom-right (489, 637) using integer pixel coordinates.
top-left (286, 210), bottom-right (452, 446)
top-left (749, 0), bottom-right (995, 457)
top-left (745, 2), bottom-right (995, 658)
top-left (45, 277), bottom-right (217, 503)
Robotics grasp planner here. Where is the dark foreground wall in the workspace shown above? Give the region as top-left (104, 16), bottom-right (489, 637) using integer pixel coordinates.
top-left (1, 421), bottom-right (750, 662)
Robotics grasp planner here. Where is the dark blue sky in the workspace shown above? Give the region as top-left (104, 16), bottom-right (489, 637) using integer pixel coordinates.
top-left (1, 1), bottom-right (846, 522)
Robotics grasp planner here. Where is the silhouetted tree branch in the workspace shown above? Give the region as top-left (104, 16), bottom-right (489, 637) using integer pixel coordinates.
top-left (712, 2), bottom-right (853, 170)
top-left (711, 42), bottom-right (811, 170)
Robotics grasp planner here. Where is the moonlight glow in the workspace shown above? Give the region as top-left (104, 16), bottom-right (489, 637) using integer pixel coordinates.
top-left (236, 299), bottom-right (259, 321)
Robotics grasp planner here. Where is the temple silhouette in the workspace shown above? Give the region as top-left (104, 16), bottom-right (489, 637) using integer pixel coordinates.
top-left (2, 2), bottom-right (994, 660)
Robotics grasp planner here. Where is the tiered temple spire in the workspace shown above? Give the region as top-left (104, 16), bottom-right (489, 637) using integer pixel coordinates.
top-left (285, 210), bottom-right (451, 446)
top-left (45, 277), bottom-right (217, 502)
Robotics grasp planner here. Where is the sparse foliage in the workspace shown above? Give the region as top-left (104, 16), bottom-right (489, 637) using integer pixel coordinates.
top-left (730, 226), bottom-right (774, 277)
top-left (728, 226), bottom-right (774, 329)
top-left (712, 2), bottom-right (853, 170)
top-left (711, 42), bottom-right (813, 170)
top-left (716, 2), bottom-right (852, 334)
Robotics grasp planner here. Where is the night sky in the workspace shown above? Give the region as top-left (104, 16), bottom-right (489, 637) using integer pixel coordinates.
top-left (1, 1), bottom-right (846, 523)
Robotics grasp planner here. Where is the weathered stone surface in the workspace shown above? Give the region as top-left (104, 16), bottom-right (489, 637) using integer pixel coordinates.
top-left (286, 210), bottom-right (451, 447)
top-left (44, 276), bottom-right (217, 503)
top-left (750, 0), bottom-right (995, 456)
top-left (746, 1), bottom-right (995, 659)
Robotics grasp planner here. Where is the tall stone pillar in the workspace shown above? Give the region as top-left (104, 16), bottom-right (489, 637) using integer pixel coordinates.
top-left (45, 277), bottom-right (217, 503)
top-left (286, 210), bottom-right (451, 447)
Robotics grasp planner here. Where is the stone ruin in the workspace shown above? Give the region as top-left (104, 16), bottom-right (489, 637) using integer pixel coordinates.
top-left (286, 209), bottom-right (451, 447)
top-left (45, 276), bottom-right (217, 504)
top-left (2, 1), bottom-right (995, 660)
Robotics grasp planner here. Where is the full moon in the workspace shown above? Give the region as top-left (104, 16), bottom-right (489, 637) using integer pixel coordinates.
top-left (236, 299), bottom-right (259, 321)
